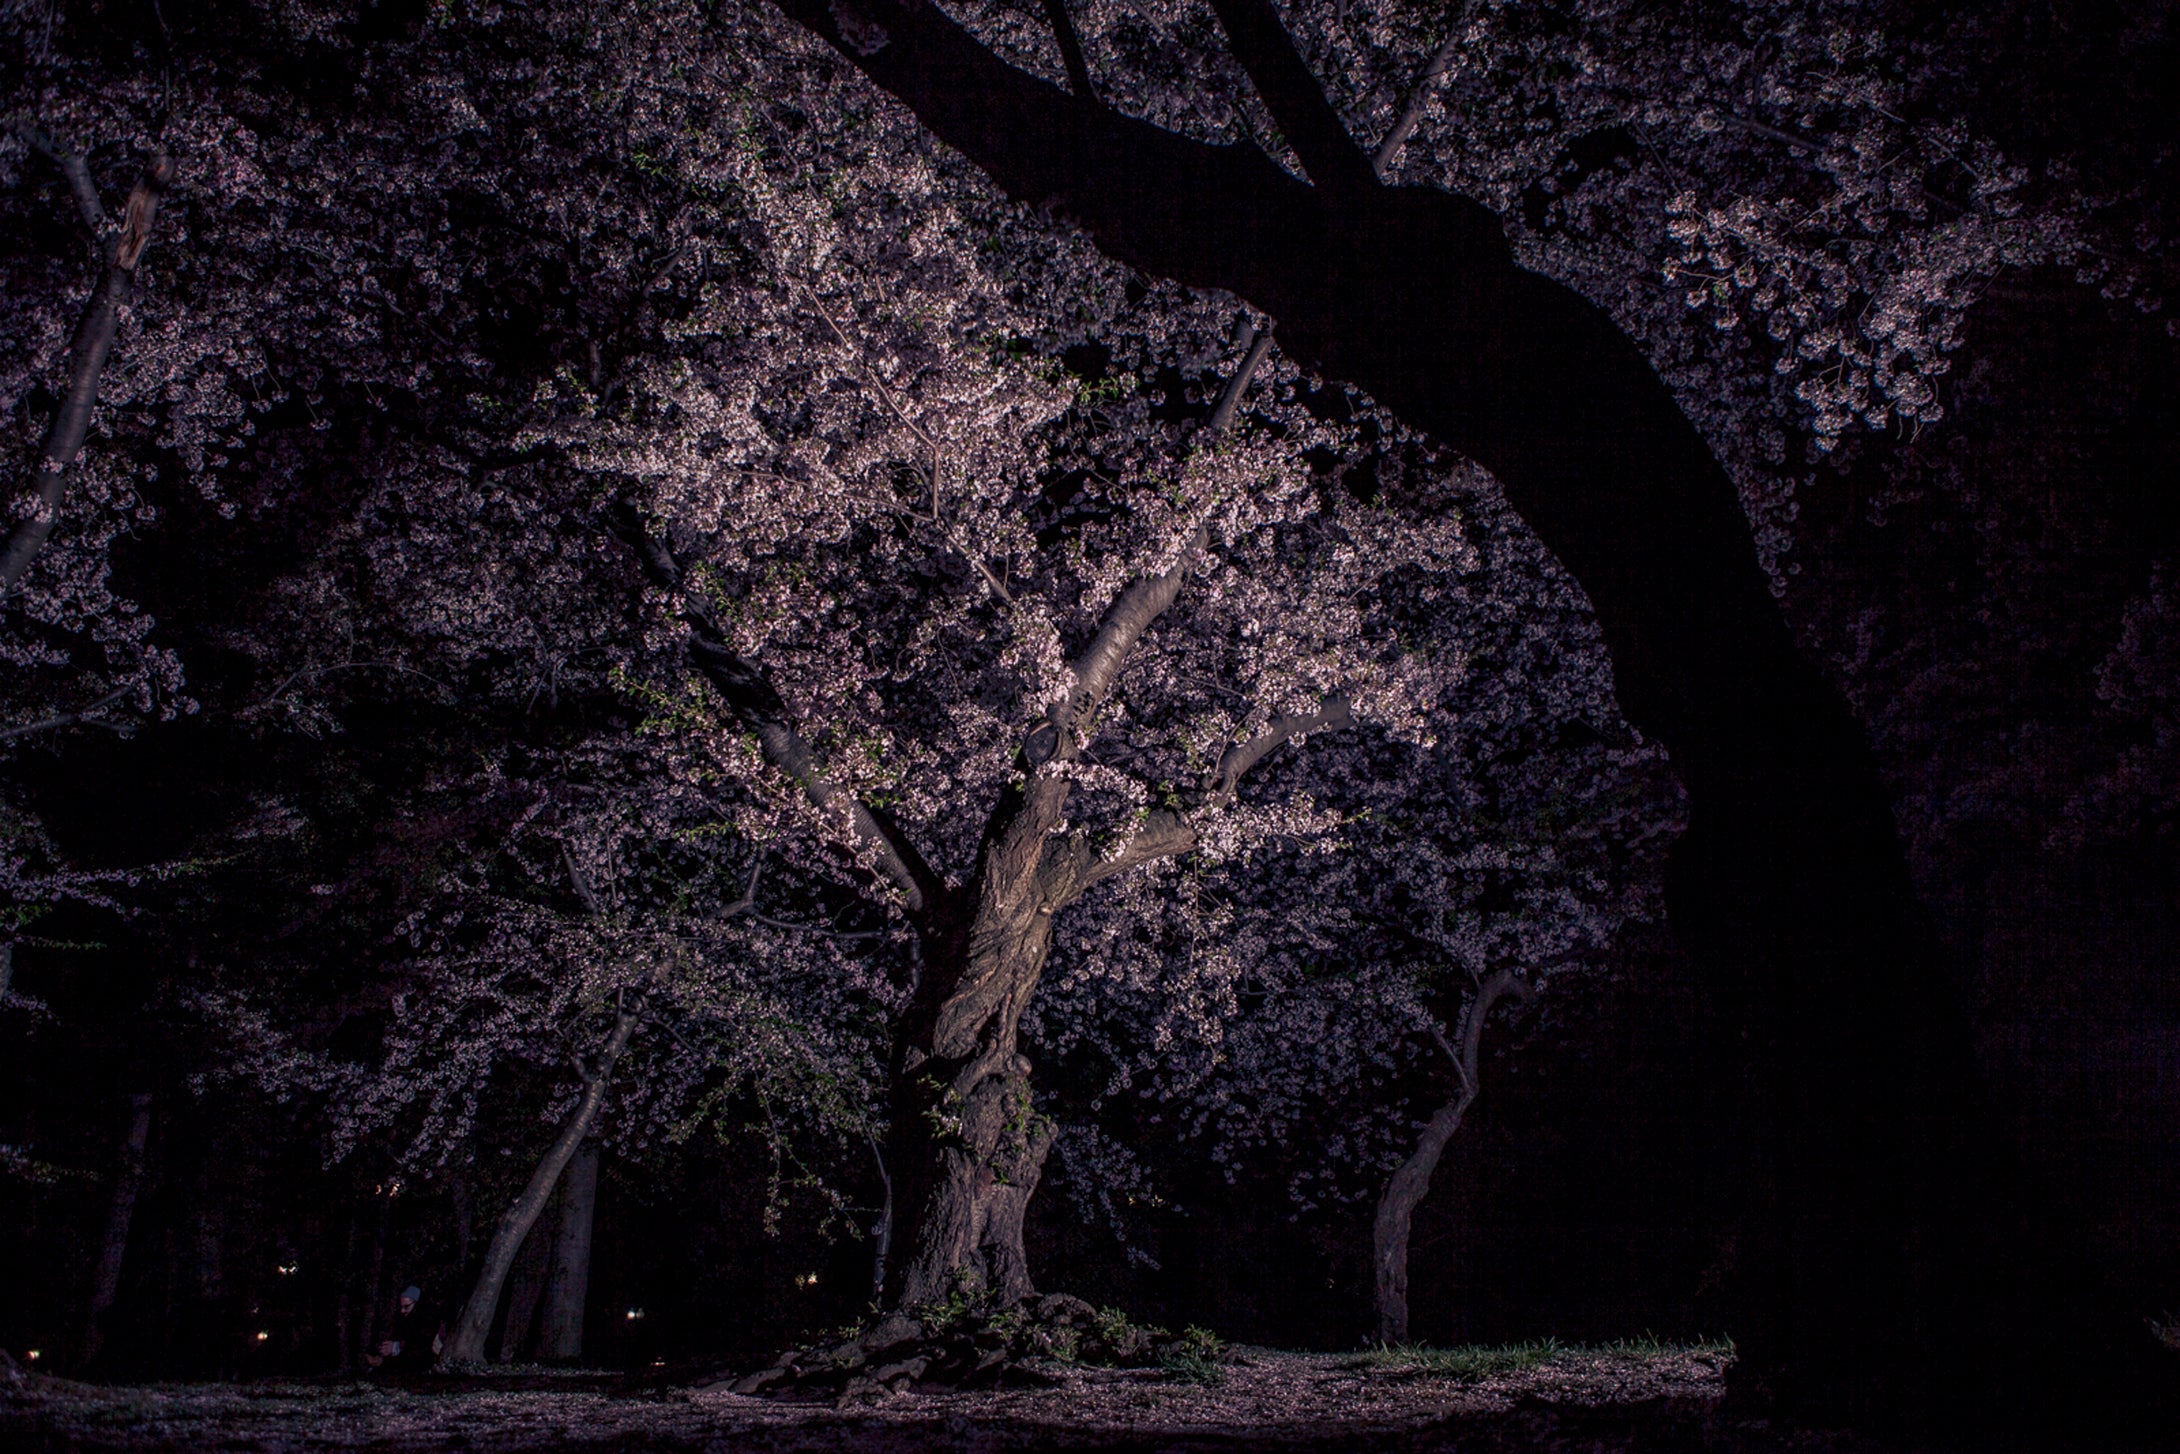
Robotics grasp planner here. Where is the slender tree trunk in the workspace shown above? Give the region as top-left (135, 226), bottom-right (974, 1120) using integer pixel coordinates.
top-left (80, 1093), bottom-right (153, 1367)
top-left (540, 1138), bottom-right (600, 1361)
top-left (358, 1188), bottom-right (391, 1368)
top-left (867, 1135), bottom-right (893, 1302)
top-left (441, 1007), bottom-right (637, 1365)
top-left (334, 1206), bottom-right (359, 1373)
top-left (1, 154), bottom-right (173, 600)
top-left (1373, 1087), bottom-right (1474, 1347)
top-left (1372, 972), bottom-right (1530, 1345)
top-left (495, 1209), bottom-right (552, 1362)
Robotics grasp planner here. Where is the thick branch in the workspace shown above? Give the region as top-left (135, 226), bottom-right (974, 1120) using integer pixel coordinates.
top-left (1207, 320), bottom-right (1275, 434)
top-left (2, 153), bottom-right (174, 599)
top-left (1025, 531), bottom-right (1203, 769)
top-left (1204, 695), bottom-right (1351, 803)
top-left (1203, 0), bottom-right (1377, 194)
top-left (13, 123), bottom-right (108, 233)
top-left (607, 504), bottom-right (943, 917)
top-left (1039, 0), bottom-right (1098, 102)
top-left (1024, 320), bottom-right (1273, 769)
top-left (1373, 25), bottom-right (1465, 179)
top-left (1067, 696), bottom-right (1354, 893)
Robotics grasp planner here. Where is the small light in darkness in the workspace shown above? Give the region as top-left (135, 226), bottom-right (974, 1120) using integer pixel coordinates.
top-left (625, 1308), bottom-right (644, 1321)
top-left (24, 1350), bottom-right (39, 1361)
top-left (255, 1331), bottom-right (270, 1343)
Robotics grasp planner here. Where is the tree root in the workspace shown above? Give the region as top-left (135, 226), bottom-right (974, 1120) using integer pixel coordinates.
top-left (711, 1293), bottom-right (1222, 1404)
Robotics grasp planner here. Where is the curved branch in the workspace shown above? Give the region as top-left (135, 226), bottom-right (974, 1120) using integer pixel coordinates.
top-left (1024, 319), bottom-right (1275, 769)
top-left (1067, 695), bottom-right (1355, 894)
top-left (1203, 695), bottom-right (1351, 804)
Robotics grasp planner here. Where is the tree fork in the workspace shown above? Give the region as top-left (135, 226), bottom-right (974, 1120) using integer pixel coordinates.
top-left (1372, 971), bottom-right (1532, 1346)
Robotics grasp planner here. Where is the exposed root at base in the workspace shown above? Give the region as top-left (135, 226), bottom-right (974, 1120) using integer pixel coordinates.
top-left (713, 1292), bottom-right (1226, 1404)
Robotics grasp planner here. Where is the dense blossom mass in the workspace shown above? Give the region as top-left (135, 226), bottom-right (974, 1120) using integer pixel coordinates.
top-left (0, 0), bottom-right (2173, 1419)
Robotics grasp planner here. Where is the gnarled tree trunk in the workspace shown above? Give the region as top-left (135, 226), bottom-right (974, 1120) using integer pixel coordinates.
top-left (882, 866), bottom-right (1065, 1309)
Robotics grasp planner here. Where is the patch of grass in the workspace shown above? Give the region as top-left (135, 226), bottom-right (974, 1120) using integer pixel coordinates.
top-left (1351, 1334), bottom-right (1734, 1381)
top-left (1354, 1337), bottom-right (1563, 1379)
top-left (1156, 1327), bottom-right (1228, 1386)
top-left (1593, 1333), bottom-right (1736, 1360)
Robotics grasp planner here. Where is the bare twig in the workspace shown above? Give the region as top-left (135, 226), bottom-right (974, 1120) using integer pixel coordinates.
top-left (746, 910), bottom-right (891, 941)
top-left (0, 685), bottom-right (131, 743)
top-left (607, 503), bottom-right (946, 918)
top-left (794, 279), bottom-right (1017, 605)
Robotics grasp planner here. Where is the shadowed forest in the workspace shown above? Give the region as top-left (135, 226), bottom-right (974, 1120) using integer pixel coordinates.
top-left (3, 0), bottom-right (2177, 1449)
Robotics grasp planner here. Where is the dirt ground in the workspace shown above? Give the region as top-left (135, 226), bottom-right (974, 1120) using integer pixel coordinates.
top-left (0, 1344), bottom-right (1920, 1453)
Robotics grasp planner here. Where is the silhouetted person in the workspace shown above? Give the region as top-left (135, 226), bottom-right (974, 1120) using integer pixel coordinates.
top-left (367, 1285), bottom-right (443, 1373)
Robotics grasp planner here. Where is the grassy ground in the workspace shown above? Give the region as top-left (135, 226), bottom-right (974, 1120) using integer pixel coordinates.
top-left (1349, 1336), bottom-right (1738, 1381)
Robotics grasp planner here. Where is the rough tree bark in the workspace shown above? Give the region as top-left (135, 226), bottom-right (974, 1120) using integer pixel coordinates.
top-left (1, 143), bottom-right (174, 599)
top-left (759, 0), bottom-right (2081, 1428)
top-left (441, 1006), bottom-right (638, 1365)
top-left (1372, 971), bottom-right (1532, 1345)
top-left (80, 1092), bottom-right (153, 1367)
top-left (540, 1138), bottom-right (601, 1361)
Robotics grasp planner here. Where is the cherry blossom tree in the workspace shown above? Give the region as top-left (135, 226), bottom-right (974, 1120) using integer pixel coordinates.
top-left (746, 0), bottom-right (2166, 1421)
top-left (6, 0), bottom-right (2167, 1424)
